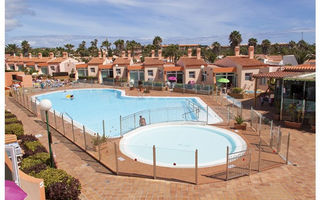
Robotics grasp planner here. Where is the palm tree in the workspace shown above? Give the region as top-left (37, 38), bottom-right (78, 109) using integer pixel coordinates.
top-left (5, 44), bottom-right (20, 55)
top-left (76, 41), bottom-right (89, 57)
top-left (21, 40), bottom-right (31, 56)
top-left (153, 36), bottom-right (162, 50)
top-left (88, 39), bottom-right (99, 57)
top-left (211, 42), bottom-right (221, 55)
top-left (101, 38), bottom-right (111, 52)
top-left (64, 44), bottom-right (74, 54)
top-left (288, 40), bottom-right (296, 49)
top-left (162, 44), bottom-right (181, 63)
top-left (229, 31), bottom-right (242, 49)
top-left (261, 39), bottom-right (271, 54)
top-left (248, 38), bottom-right (258, 47)
top-left (297, 40), bottom-right (308, 51)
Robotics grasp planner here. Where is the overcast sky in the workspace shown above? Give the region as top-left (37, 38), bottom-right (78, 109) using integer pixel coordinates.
top-left (5, 0), bottom-right (315, 47)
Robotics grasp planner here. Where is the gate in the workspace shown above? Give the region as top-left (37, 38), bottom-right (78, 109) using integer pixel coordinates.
top-left (226, 147), bottom-right (251, 180)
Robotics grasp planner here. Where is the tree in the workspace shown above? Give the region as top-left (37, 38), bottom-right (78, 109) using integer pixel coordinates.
top-left (229, 31), bottom-right (242, 49)
top-left (162, 44), bottom-right (182, 63)
top-left (126, 40), bottom-right (141, 59)
top-left (261, 39), bottom-right (271, 54)
top-left (152, 36), bottom-right (162, 50)
top-left (21, 40), bottom-right (31, 56)
top-left (64, 44), bottom-right (74, 54)
top-left (297, 40), bottom-right (308, 51)
top-left (5, 44), bottom-right (20, 55)
top-left (248, 38), bottom-right (258, 47)
top-left (76, 41), bottom-right (89, 57)
top-left (101, 38), bottom-right (111, 52)
top-left (288, 40), bottom-right (296, 50)
top-left (202, 48), bottom-right (216, 63)
top-left (88, 39), bottom-right (99, 57)
top-left (55, 47), bottom-right (65, 57)
top-left (211, 42), bottom-right (221, 55)
top-left (113, 39), bottom-right (125, 56)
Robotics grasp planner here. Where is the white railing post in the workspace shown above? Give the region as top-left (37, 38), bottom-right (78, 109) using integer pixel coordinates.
top-left (62, 114), bottom-right (65, 135)
top-left (286, 132), bottom-right (291, 165)
top-left (206, 105), bottom-right (209, 124)
top-left (114, 142), bottom-right (119, 175)
top-left (153, 145), bottom-right (156, 179)
top-left (269, 120), bottom-right (273, 147)
top-left (120, 115), bottom-right (122, 137)
top-left (195, 149), bottom-right (198, 185)
top-left (225, 146), bottom-right (229, 181)
top-left (72, 119), bottom-right (75, 142)
top-left (83, 125), bottom-right (87, 150)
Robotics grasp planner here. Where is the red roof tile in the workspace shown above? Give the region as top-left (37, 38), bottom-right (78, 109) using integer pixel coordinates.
top-left (128, 65), bottom-right (144, 70)
top-left (88, 57), bottom-right (104, 65)
top-left (37, 63), bottom-right (48, 67)
top-left (143, 57), bottom-right (164, 66)
top-left (98, 64), bottom-right (113, 69)
top-left (213, 67), bottom-right (236, 73)
top-left (48, 57), bottom-right (68, 64)
top-left (164, 66), bottom-right (184, 72)
top-left (284, 64), bottom-right (315, 72)
top-left (253, 71), bottom-right (303, 78)
top-left (215, 56), bottom-right (267, 67)
top-left (113, 57), bottom-right (131, 65)
top-left (178, 57), bottom-right (207, 67)
top-left (76, 64), bottom-right (88, 68)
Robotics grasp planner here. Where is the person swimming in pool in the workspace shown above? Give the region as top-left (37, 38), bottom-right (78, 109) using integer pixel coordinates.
top-left (139, 115), bottom-right (146, 126)
top-left (70, 95), bottom-right (74, 100)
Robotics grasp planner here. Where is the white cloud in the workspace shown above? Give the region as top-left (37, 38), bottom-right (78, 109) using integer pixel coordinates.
top-left (5, 0), bottom-right (35, 31)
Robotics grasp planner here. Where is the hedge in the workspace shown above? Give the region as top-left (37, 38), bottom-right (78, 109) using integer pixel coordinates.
top-left (231, 87), bottom-right (243, 94)
top-left (34, 168), bottom-right (81, 200)
top-left (5, 117), bottom-right (22, 124)
top-left (5, 113), bottom-right (17, 118)
top-left (21, 152), bottom-right (50, 175)
top-left (21, 140), bottom-right (48, 158)
top-left (5, 123), bottom-right (24, 138)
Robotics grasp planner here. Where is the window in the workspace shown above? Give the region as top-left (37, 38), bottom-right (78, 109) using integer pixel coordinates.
top-left (245, 73), bottom-right (253, 81)
top-left (50, 66), bottom-right (55, 71)
top-left (148, 70), bottom-right (153, 76)
top-left (259, 77), bottom-right (266, 85)
top-left (116, 69), bottom-right (121, 75)
top-left (189, 71), bottom-right (195, 78)
top-left (90, 68), bottom-right (95, 73)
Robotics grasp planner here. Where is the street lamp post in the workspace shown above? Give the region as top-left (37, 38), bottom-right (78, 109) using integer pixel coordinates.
top-left (200, 65), bottom-right (205, 85)
top-left (39, 99), bottom-right (55, 168)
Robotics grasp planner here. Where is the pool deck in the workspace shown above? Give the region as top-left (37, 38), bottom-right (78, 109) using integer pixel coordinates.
top-left (6, 84), bottom-right (315, 199)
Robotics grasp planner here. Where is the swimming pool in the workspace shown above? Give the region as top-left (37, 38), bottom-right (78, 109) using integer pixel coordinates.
top-left (34, 89), bottom-right (222, 137)
top-left (120, 123), bottom-right (247, 168)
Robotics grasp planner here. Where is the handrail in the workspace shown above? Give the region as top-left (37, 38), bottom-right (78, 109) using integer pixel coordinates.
top-left (62, 112), bottom-right (73, 120)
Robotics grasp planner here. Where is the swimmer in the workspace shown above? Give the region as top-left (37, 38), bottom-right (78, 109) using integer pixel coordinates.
top-left (70, 95), bottom-right (74, 100)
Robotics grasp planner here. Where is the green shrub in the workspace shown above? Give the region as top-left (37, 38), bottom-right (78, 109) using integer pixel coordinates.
top-left (231, 87), bottom-right (243, 94)
top-left (34, 168), bottom-right (81, 200)
top-left (5, 123), bottom-right (24, 138)
top-left (5, 117), bottom-right (21, 124)
top-left (5, 113), bottom-right (16, 118)
top-left (21, 158), bottom-right (43, 171)
top-left (235, 115), bottom-right (244, 125)
top-left (21, 152), bottom-right (50, 174)
top-left (25, 141), bottom-right (42, 152)
top-left (29, 152), bottom-right (51, 165)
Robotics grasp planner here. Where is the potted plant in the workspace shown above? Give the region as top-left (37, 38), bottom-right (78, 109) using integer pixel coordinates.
top-left (234, 115), bottom-right (246, 130)
top-left (284, 103), bottom-right (303, 129)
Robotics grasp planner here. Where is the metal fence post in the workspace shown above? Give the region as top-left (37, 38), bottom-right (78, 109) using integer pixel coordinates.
top-left (195, 149), bottom-right (198, 185)
top-left (258, 135), bottom-right (261, 172)
top-left (248, 149), bottom-right (252, 176)
top-left (250, 106), bottom-right (253, 127)
top-left (98, 141), bottom-right (101, 161)
top-left (62, 114), bottom-right (65, 135)
top-left (148, 110), bottom-right (151, 125)
top-left (277, 126), bottom-right (282, 152)
top-left (286, 132), bottom-right (291, 165)
top-left (153, 145), bottom-right (156, 179)
top-left (120, 115), bottom-right (122, 137)
top-left (102, 120), bottom-right (105, 137)
top-left (206, 105), bottom-right (209, 124)
top-left (114, 143), bottom-right (119, 175)
top-left (269, 120), bottom-right (273, 147)
top-left (225, 146), bottom-right (229, 181)
top-left (259, 115), bottom-right (262, 133)
top-left (83, 125), bottom-right (87, 150)
top-left (53, 110), bottom-right (57, 129)
top-left (72, 119), bottom-right (75, 142)
top-left (240, 103), bottom-right (243, 119)
top-left (134, 113), bottom-right (136, 128)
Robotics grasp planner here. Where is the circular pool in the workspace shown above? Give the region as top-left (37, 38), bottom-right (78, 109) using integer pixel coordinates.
top-left (120, 123), bottom-right (247, 168)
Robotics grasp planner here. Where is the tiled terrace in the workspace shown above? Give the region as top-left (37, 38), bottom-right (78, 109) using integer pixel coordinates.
top-left (5, 84), bottom-right (315, 199)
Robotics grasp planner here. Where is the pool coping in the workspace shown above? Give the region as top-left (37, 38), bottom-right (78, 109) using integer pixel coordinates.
top-left (32, 88), bottom-right (223, 136)
top-left (119, 121), bottom-right (247, 168)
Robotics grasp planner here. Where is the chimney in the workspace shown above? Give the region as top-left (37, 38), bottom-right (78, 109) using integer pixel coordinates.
top-left (151, 50), bottom-right (155, 58)
top-left (188, 48), bottom-right (192, 58)
top-left (28, 53), bottom-right (32, 59)
top-left (13, 53), bottom-right (16, 57)
top-left (122, 51), bottom-right (126, 58)
top-left (158, 49), bottom-right (162, 60)
top-left (249, 46), bottom-right (254, 59)
top-left (49, 52), bottom-right (54, 59)
top-left (128, 50), bottom-right (131, 59)
top-left (98, 51), bottom-right (102, 58)
top-left (62, 52), bottom-right (68, 59)
top-left (234, 46), bottom-right (240, 57)
top-left (196, 48), bottom-right (201, 59)
top-left (38, 53), bottom-right (42, 59)
top-left (20, 54), bottom-right (23, 58)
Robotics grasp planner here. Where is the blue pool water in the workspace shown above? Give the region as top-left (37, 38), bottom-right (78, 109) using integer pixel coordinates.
top-left (35, 89), bottom-right (222, 137)
top-left (120, 124), bottom-right (246, 167)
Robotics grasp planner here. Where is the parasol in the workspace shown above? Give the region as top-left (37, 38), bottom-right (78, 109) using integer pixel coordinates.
top-left (5, 180), bottom-right (27, 200)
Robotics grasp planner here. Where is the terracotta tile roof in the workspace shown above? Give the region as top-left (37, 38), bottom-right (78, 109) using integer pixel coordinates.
top-left (178, 57), bottom-right (207, 67)
top-left (253, 71), bottom-right (303, 78)
top-left (48, 57), bottom-right (68, 64)
top-left (88, 57), bottom-right (104, 65)
top-left (76, 64), bottom-right (88, 68)
top-left (284, 64), bottom-right (315, 72)
top-left (143, 57), bottom-right (164, 66)
top-left (266, 55), bottom-right (283, 62)
top-left (164, 66), bottom-right (184, 72)
top-left (37, 63), bottom-right (48, 67)
top-left (98, 64), bottom-right (113, 69)
top-left (113, 57), bottom-right (131, 65)
top-left (128, 65), bottom-right (144, 70)
top-left (215, 56), bottom-right (267, 67)
top-left (25, 62), bottom-right (35, 66)
top-left (213, 67), bottom-right (236, 73)
top-left (6, 62), bottom-right (14, 64)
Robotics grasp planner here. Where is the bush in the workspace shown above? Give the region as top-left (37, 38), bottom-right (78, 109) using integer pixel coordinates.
top-left (21, 158), bottom-right (44, 171)
top-left (34, 168), bottom-right (81, 200)
top-left (23, 163), bottom-right (48, 175)
top-left (5, 117), bottom-right (22, 124)
top-left (19, 134), bottom-right (38, 143)
top-left (21, 140), bottom-right (48, 158)
top-left (5, 113), bottom-right (16, 118)
top-left (25, 141), bottom-right (42, 152)
top-left (21, 152), bottom-right (50, 174)
top-left (5, 123), bottom-right (24, 138)
top-left (235, 115), bottom-right (244, 125)
top-left (231, 87), bottom-right (243, 94)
